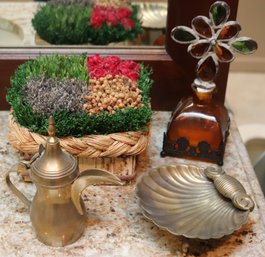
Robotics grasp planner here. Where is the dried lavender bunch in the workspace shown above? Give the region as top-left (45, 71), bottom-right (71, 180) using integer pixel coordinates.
top-left (23, 77), bottom-right (88, 116)
top-left (50, 0), bottom-right (92, 6)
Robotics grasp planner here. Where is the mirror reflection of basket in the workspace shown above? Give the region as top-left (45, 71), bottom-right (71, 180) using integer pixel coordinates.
top-left (32, 0), bottom-right (142, 45)
top-left (7, 54), bottom-right (152, 181)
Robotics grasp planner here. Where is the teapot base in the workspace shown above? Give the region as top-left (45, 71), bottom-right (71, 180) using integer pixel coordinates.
top-left (30, 194), bottom-right (87, 247)
top-left (33, 214), bottom-right (86, 247)
top-left (36, 227), bottom-right (85, 247)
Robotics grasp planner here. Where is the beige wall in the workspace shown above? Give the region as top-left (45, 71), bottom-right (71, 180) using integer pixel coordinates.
top-left (230, 0), bottom-right (265, 72)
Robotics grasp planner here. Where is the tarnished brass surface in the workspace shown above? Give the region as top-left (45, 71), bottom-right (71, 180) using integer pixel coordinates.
top-left (6, 164), bottom-right (31, 208)
top-left (6, 116), bottom-right (122, 247)
top-left (205, 166), bottom-right (255, 211)
top-left (71, 168), bottom-right (124, 215)
top-left (135, 164), bottom-right (252, 239)
top-left (30, 116), bottom-right (79, 188)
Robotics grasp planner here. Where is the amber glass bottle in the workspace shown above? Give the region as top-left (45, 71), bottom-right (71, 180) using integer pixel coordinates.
top-left (161, 81), bottom-right (230, 165)
top-left (162, 0), bottom-right (256, 165)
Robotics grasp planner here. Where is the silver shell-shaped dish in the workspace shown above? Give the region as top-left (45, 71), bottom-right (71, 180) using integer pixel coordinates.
top-left (138, 3), bottom-right (167, 29)
top-left (135, 165), bottom-right (250, 239)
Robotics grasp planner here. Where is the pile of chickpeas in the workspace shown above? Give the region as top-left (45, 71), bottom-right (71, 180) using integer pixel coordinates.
top-left (83, 75), bottom-right (143, 115)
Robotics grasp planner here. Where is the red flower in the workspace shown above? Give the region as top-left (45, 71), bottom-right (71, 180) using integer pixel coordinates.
top-left (90, 8), bottom-right (104, 28)
top-left (104, 56), bottom-right (121, 66)
top-left (87, 55), bottom-right (140, 81)
top-left (121, 18), bottom-right (135, 30)
top-left (117, 59), bottom-right (140, 81)
top-left (90, 6), bottom-right (135, 30)
top-left (102, 61), bottom-right (115, 72)
top-left (124, 70), bottom-right (139, 81)
top-left (87, 54), bottom-right (102, 70)
top-left (117, 7), bottom-right (132, 19)
top-left (106, 12), bottom-right (119, 26)
top-left (90, 68), bottom-right (106, 79)
top-left (121, 60), bottom-right (140, 71)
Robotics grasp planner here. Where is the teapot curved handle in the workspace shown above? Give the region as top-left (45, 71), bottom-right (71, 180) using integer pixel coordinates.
top-left (5, 163), bottom-right (31, 208)
top-left (71, 169), bottom-right (124, 215)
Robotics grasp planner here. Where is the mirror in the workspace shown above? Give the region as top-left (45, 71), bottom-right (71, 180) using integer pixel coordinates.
top-left (0, 0), bottom-right (167, 48)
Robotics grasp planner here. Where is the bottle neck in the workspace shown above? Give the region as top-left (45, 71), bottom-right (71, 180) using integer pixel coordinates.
top-left (193, 89), bottom-right (213, 104)
top-left (191, 80), bottom-right (215, 104)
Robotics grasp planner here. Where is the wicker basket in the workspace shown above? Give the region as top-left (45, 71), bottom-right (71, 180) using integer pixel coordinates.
top-left (35, 34), bottom-right (50, 46)
top-left (9, 114), bottom-right (149, 181)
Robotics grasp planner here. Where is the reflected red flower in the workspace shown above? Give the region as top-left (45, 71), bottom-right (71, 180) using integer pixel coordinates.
top-left (106, 12), bottom-right (119, 26)
top-left (121, 18), bottom-right (135, 30)
top-left (117, 8), bottom-right (132, 19)
top-left (90, 6), bottom-right (134, 30)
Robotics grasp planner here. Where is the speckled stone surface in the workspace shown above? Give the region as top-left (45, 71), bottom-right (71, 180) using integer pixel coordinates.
top-left (1, 111), bottom-right (265, 257)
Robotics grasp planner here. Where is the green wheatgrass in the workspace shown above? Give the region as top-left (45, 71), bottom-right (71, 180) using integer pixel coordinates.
top-left (6, 55), bottom-right (152, 137)
top-left (32, 3), bottom-right (142, 45)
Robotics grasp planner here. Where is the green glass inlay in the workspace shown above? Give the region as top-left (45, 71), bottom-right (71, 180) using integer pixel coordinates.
top-left (173, 28), bottom-right (196, 43)
top-left (211, 4), bottom-right (227, 26)
top-left (231, 40), bottom-right (258, 54)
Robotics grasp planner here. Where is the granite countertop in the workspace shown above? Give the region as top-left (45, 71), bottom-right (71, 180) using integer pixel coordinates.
top-left (0, 111), bottom-right (265, 256)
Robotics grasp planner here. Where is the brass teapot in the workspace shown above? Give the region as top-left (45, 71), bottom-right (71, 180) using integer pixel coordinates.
top-left (6, 117), bottom-right (123, 247)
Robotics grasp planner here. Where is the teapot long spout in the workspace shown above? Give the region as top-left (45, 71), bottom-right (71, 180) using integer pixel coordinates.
top-left (71, 169), bottom-right (124, 215)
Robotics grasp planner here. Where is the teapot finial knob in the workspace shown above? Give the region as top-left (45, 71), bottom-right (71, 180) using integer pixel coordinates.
top-left (48, 116), bottom-right (56, 137)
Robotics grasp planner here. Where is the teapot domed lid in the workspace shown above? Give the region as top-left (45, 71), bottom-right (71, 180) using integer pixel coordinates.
top-left (30, 117), bottom-right (79, 188)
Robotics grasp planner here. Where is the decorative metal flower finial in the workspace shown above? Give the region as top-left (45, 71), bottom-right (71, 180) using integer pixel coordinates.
top-left (171, 1), bottom-right (257, 86)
